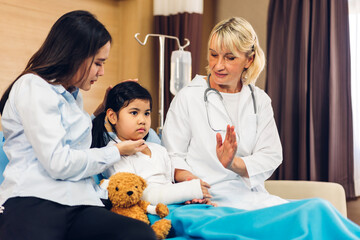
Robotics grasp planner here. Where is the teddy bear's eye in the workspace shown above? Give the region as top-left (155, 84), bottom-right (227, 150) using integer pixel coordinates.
top-left (115, 187), bottom-right (119, 191)
top-left (135, 186), bottom-right (138, 188)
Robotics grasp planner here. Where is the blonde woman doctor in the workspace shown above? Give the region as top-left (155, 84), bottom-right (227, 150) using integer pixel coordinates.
top-left (162, 17), bottom-right (287, 210)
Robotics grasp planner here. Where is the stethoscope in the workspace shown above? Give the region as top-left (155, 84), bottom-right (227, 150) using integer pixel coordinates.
top-left (204, 74), bottom-right (257, 133)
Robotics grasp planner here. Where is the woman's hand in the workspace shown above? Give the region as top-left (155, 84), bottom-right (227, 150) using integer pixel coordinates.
top-left (216, 125), bottom-right (249, 177)
top-left (199, 179), bottom-right (212, 199)
top-left (93, 86), bottom-right (112, 117)
top-left (216, 125), bottom-right (237, 169)
top-left (122, 78), bottom-right (138, 83)
top-left (115, 139), bottom-right (147, 156)
top-left (93, 79), bottom-right (138, 117)
top-left (182, 175), bottom-right (212, 204)
top-left (185, 178), bottom-right (217, 207)
top-left (175, 169), bottom-right (213, 203)
top-left (185, 198), bottom-right (217, 207)
top-left (184, 179), bottom-right (215, 206)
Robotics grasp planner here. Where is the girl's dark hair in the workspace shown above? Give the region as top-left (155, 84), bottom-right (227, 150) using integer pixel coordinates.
top-left (0, 10), bottom-right (112, 114)
top-left (91, 81), bottom-right (153, 148)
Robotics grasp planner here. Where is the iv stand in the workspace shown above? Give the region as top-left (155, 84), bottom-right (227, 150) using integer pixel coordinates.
top-left (135, 33), bottom-right (190, 135)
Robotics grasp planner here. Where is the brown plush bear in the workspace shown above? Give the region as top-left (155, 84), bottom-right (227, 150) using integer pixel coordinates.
top-left (105, 172), bottom-right (171, 239)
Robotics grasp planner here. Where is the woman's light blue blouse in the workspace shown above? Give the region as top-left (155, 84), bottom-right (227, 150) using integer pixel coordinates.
top-left (0, 74), bottom-right (120, 206)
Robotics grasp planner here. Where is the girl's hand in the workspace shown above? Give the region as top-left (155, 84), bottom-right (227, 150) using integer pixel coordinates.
top-left (199, 179), bottom-right (212, 199)
top-left (115, 139), bottom-right (147, 155)
top-left (184, 198), bottom-right (217, 207)
top-left (185, 177), bottom-right (212, 200)
top-left (216, 125), bottom-right (237, 169)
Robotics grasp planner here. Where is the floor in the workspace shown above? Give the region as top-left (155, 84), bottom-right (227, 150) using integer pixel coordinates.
top-left (347, 198), bottom-right (360, 225)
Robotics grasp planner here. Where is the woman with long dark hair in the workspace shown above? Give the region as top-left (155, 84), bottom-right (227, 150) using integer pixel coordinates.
top-left (0, 10), bottom-right (155, 240)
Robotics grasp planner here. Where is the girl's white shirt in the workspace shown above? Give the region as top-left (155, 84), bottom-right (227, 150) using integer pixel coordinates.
top-left (104, 137), bottom-right (203, 205)
top-left (104, 137), bottom-right (173, 184)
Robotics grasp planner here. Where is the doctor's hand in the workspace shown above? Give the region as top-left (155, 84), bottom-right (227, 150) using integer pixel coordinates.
top-left (185, 198), bottom-right (217, 207)
top-left (184, 179), bottom-right (213, 205)
top-left (198, 179), bottom-right (212, 199)
top-left (177, 170), bottom-right (212, 200)
top-left (216, 125), bottom-right (237, 169)
top-left (115, 139), bottom-right (147, 156)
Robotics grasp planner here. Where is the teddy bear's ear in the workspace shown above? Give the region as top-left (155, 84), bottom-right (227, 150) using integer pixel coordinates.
top-left (140, 176), bottom-right (147, 190)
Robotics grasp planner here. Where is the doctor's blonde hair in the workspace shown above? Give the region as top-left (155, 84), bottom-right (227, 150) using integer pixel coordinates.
top-left (206, 17), bottom-right (265, 85)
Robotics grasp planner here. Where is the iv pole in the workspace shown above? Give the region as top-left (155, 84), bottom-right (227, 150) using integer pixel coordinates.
top-left (134, 33), bottom-right (190, 135)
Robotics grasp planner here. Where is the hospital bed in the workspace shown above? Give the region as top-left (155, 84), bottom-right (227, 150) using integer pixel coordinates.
top-left (265, 180), bottom-right (347, 217)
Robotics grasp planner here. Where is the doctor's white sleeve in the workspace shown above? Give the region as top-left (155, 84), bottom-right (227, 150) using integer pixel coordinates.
top-left (162, 91), bottom-right (193, 173)
top-left (241, 92), bottom-right (283, 188)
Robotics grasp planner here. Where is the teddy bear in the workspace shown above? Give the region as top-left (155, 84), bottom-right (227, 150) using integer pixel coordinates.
top-left (105, 172), bottom-right (172, 239)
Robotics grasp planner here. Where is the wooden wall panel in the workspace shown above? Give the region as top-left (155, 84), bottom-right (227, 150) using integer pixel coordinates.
top-left (0, 0), bottom-right (157, 129)
top-left (118, 0), bottom-right (158, 129)
top-left (0, 0), bottom-right (120, 117)
top-left (117, 0), bottom-right (158, 129)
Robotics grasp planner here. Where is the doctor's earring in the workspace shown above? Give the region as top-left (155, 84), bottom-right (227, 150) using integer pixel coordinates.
top-left (241, 75), bottom-right (248, 82)
top-left (241, 70), bottom-right (248, 83)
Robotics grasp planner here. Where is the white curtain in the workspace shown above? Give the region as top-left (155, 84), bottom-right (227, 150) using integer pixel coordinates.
top-left (153, 0), bottom-right (203, 15)
top-left (349, 0), bottom-right (360, 196)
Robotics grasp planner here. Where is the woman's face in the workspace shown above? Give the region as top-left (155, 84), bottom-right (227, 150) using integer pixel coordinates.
top-left (68, 41), bottom-right (111, 91)
top-left (208, 38), bottom-right (253, 92)
top-left (108, 99), bottom-right (151, 141)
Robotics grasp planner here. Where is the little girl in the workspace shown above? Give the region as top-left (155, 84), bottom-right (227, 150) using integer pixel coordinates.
top-left (92, 81), bottom-right (211, 205)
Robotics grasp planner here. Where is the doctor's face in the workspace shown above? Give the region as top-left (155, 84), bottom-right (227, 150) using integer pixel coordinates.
top-left (208, 37), bottom-right (253, 93)
top-left (109, 99), bottom-right (151, 141)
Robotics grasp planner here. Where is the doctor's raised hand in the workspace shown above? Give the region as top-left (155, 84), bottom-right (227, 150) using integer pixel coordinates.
top-left (216, 125), bottom-right (249, 178)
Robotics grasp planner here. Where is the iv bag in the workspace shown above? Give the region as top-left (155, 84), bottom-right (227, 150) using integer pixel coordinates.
top-left (170, 50), bottom-right (192, 95)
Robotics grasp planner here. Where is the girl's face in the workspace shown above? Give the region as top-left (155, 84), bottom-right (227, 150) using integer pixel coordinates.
top-left (208, 38), bottom-right (253, 92)
top-left (108, 99), bottom-right (151, 141)
top-left (67, 41), bottom-right (111, 91)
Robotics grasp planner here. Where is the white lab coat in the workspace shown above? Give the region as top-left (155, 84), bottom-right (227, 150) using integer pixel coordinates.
top-left (162, 75), bottom-right (288, 210)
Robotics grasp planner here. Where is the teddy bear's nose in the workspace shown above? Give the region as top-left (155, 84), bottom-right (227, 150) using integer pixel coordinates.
top-left (127, 191), bottom-right (133, 196)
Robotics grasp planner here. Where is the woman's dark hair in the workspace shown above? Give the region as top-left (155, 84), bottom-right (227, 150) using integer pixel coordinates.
top-left (0, 10), bottom-right (112, 114)
top-left (91, 81), bottom-right (153, 148)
